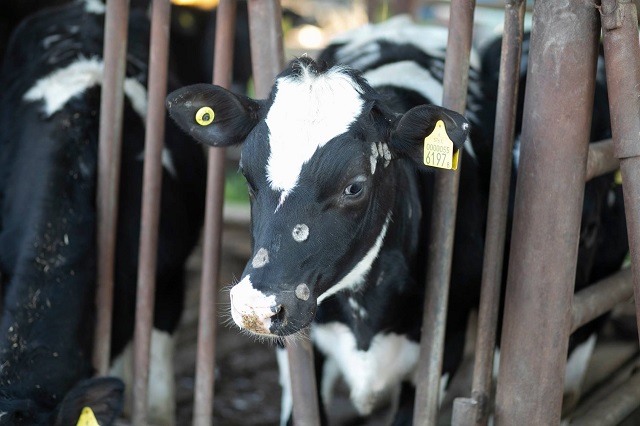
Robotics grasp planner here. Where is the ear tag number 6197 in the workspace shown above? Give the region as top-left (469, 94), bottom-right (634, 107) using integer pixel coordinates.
top-left (423, 120), bottom-right (459, 170)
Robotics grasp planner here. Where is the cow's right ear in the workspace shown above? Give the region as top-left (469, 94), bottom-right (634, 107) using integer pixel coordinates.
top-left (166, 84), bottom-right (261, 147)
top-left (390, 104), bottom-right (470, 170)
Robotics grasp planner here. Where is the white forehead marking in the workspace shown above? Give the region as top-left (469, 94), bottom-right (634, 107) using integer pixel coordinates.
top-left (23, 57), bottom-right (148, 121)
top-left (265, 65), bottom-right (365, 207)
top-left (292, 224), bottom-right (309, 242)
top-left (317, 212), bottom-right (392, 303)
top-left (252, 247), bottom-right (270, 269)
top-left (363, 61), bottom-right (443, 106)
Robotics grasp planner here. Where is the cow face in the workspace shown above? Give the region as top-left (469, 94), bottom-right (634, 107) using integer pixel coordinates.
top-left (167, 58), bottom-right (469, 337)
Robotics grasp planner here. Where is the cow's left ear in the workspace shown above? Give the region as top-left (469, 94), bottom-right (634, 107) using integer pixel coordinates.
top-left (166, 83), bottom-right (262, 147)
top-left (390, 104), bottom-right (470, 170)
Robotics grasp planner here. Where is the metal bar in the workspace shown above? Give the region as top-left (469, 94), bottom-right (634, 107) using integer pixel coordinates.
top-left (494, 1), bottom-right (600, 424)
top-left (571, 266), bottom-right (633, 333)
top-left (130, 1), bottom-right (172, 424)
top-left (247, 1), bottom-right (320, 425)
top-left (586, 139), bottom-right (619, 181)
top-left (94, 0), bottom-right (130, 376)
top-left (569, 365), bottom-right (640, 426)
top-left (192, 1), bottom-right (237, 425)
top-left (413, 1), bottom-right (475, 424)
top-left (452, 1), bottom-right (526, 425)
top-left (600, 0), bottom-right (640, 350)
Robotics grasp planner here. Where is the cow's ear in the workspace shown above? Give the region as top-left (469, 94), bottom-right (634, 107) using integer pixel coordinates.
top-left (166, 84), bottom-right (261, 147)
top-left (55, 377), bottom-right (124, 426)
top-left (390, 104), bottom-right (470, 170)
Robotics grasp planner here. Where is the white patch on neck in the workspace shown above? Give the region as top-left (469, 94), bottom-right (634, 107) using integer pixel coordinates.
top-left (265, 65), bottom-right (364, 207)
top-left (312, 322), bottom-right (420, 415)
top-left (317, 212), bottom-right (392, 304)
top-left (276, 347), bottom-right (293, 426)
top-left (84, 0), bottom-right (106, 14)
top-left (23, 57), bottom-right (148, 121)
top-left (363, 61), bottom-right (443, 106)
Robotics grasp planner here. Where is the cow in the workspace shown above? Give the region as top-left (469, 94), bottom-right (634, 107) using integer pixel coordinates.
top-left (166, 15), bottom-right (627, 425)
top-left (167, 15), bottom-right (481, 424)
top-left (0, 0), bottom-right (206, 425)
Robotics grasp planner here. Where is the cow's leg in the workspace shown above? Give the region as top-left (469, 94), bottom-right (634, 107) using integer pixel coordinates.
top-left (109, 329), bottom-right (176, 426)
top-left (276, 346), bottom-right (293, 426)
top-left (563, 333), bottom-right (597, 412)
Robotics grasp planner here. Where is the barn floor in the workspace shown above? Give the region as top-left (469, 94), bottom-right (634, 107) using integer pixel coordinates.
top-left (162, 205), bottom-right (640, 425)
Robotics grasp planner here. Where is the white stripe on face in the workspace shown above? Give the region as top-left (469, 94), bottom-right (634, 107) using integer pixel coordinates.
top-left (317, 212), bottom-right (392, 304)
top-left (265, 65), bottom-right (365, 207)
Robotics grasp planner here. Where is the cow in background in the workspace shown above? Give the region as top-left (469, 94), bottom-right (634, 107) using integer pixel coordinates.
top-left (0, 0), bottom-right (206, 424)
top-left (479, 32), bottom-right (628, 410)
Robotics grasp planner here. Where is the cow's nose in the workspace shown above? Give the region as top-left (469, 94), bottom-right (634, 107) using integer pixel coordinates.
top-left (229, 276), bottom-right (282, 335)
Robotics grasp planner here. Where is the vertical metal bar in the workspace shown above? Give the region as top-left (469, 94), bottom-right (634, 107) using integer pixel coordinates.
top-left (600, 0), bottom-right (640, 350)
top-left (494, 1), bottom-right (600, 424)
top-left (452, 1), bottom-right (526, 424)
top-left (191, 1), bottom-right (237, 425)
top-left (131, 1), bottom-right (172, 424)
top-left (94, 0), bottom-right (130, 377)
top-left (247, 1), bottom-right (320, 425)
top-left (413, 1), bottom-right (475, 424)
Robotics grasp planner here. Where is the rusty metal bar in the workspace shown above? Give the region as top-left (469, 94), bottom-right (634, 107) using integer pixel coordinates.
top-left (600, 0), bottom-right (640, 350)
top-left (247, 1), bottom-right (320, 425)
top-left (569, 365), bottom-right (640, 426)
top-left (586, 139), bottom-right (618, 181)
top-left (191, 1), bottom-right (237, 425)
top-left (130, 1), bottom-right (172, 424)
top-left (571, 266), bottom-right (633, 333)
top-left (452, 2), bottom-right (526, 425)
top-left (94, 0), bottom-right (130, 376)
top-left (494, 1), bottom-right (600, 424)
top-left (413, 1), bottom-right (475, 424)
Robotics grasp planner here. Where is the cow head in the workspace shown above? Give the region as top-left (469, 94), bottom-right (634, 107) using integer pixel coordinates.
top-left (167, 57), bottom-right (469, 337)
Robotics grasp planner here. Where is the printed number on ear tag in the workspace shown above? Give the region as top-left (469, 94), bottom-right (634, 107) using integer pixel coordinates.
top-left (423, 120), bottom-right (459, 170)
top-left (76, 407), bottom-right (100, 426)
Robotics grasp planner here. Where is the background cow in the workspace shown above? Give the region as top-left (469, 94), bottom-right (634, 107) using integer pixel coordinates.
top-left (0, 1), bottom-right (206, 424)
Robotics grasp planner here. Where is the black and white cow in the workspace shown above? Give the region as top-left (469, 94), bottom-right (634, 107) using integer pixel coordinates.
top-left (0, 1), bottom-right (206, 424)
top-left (168, 16), bottom-right (482, 424)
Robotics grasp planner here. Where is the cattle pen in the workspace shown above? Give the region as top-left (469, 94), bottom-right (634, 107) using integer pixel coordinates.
top-left (2, 0), bottom-right (640, 425)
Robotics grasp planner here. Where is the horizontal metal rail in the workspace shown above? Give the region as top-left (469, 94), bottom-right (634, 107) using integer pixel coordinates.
top-left (586, 139), bottom-right (619, 181)
top-left (571, 267), bottom-right (633, 333)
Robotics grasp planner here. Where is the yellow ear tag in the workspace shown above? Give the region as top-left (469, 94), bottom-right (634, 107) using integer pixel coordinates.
top-left (423, 120), bottom-right (458, 170)
top-left (76, 407), bottom-right (100, 426)
top-left (195, 106), bottom-right (214, 126)
top-left (614, 169), bottom-right (623, 186)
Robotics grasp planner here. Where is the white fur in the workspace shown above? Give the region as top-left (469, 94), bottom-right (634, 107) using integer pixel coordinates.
top-left (108, 330), bottom-right (175, 425)
top-left (317, 212), bottom-right (391, 304)
top-left (229, 275), bottom-right (277, 333)
top-left (292, 224), bottom-right (309, 242)
top-left (276, 347), bottom-right (293, 426)
top-left (564, 334), bottom-right (597, 397)
top-left (265, 65), bottom-right (364, 207)
top-left (252, 248), bottom-right (270, 269)
top-left (364, 61), bottom-right (443, 107)
top-left (312, 322), bottom-right (420, 415)
top-left (23, 57), bottom-right (148, 121)
top-left (83, 0), bottom-right (106, 14)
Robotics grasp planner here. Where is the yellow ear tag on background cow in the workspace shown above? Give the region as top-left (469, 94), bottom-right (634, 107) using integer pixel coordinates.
top-left (195, 106), bottom-right (214, 126)
top-left (423, 120), bottom-right (458, 170)
top-left (76, 407), bottom-right (100, 426)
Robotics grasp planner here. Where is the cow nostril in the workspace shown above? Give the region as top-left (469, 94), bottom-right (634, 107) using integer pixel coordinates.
top-left (272, 304), bottom-right (286, 324)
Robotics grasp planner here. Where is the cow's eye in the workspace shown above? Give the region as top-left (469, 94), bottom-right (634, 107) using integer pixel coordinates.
top-left (344, 183), bottom-right (363, 196)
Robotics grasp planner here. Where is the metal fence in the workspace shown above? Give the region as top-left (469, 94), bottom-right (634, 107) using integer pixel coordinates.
top-left (92, 0), bottom-right (640, 424)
